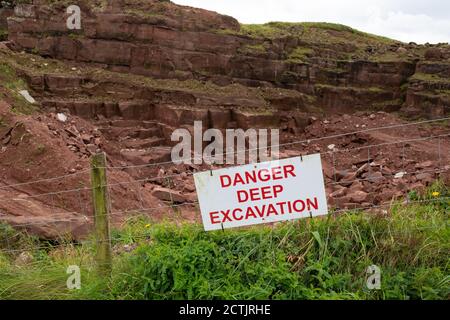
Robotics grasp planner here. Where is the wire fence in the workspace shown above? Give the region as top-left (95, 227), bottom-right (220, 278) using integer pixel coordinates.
top-left (1, 197), bottom-right (448, 256)
top-left (2, 164), bottom-right (448, 230)
top-left (0, 116), bottom-right (446, 190)
top-left (0, 130), bottom-right (447, 203)
top-left (0, 117), bottom-right (448, 257)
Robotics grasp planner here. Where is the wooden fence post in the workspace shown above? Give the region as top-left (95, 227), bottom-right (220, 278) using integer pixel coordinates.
top-left (90, 152), bottom-right (112, 276)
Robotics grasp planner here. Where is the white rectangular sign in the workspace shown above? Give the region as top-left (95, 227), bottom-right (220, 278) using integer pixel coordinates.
top-left (194, 154), bottom-right (328, 231)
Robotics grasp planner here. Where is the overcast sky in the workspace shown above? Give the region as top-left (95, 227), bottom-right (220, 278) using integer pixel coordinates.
top-left (172, 0), bottom-right (450, 44)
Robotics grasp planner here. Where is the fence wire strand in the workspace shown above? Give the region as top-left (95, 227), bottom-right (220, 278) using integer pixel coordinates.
top-left (0, 196), bottom-right (448, 255)
top-left (0, 117), bottom-right (448, 256)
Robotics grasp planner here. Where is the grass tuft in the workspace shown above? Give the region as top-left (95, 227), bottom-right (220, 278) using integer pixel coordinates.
top-left (0, 63), bottom-right (38, 114)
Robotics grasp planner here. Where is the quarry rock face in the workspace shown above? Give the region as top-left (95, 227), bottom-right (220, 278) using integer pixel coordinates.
top-left (6, 0), bottom-right (449, 122)
top-left (0, 8), bottom-right (13, 29)
top-left (0, 1), bottom-right (449, 239)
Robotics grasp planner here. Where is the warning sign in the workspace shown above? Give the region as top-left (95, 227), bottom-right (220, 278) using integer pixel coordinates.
top-left (194, 154), bottom-right (328, 231)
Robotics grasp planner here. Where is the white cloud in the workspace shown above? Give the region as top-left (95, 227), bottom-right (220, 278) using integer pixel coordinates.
top-left (172, 0), bottom-right (450, 44)
top-left (362, 11), bottom-right (450, 43)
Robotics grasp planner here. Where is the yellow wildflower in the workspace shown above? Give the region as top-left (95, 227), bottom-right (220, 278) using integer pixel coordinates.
top-left (432, 191), bottom-right (440, 197)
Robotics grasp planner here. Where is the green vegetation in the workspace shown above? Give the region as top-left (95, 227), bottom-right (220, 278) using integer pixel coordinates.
top-left (122, 0), bottom-right (176, 19)
top-left (0, 62), bottom-right (37, 114)
top-left (230, 22), bottom-right (397, 44)
top-left (33, 144), bottom-right (46, 155)
top-left (371, 99), bottom-right (403, 111)
top-left (215, 21), bottom-right (402, 63)
top-left (436, 89), bottom-right (450, 95)
top-left (36, 0), bottom-right (83, 6)
top-left (0, 28), bottom-right (8, 42)
top-left (411, 72), bottom-right (450, 83)
top-left (238, 44), bottom-right (268, 56)
top-left (369, 50), bottom-right (412, 62)
top-left (0, 184), bottom-right (448, 300)
top-left (314, 83), bottom-right (387, 94)
top-left (287, 47), bottom-right (314, 64)
top-left (124, 9), bottom-right (167, 20)
top-left (366, 86), bottom-right (386, 93)
top-left (302, 22), bottom-right (365, 33)
top-left (322, 67), bottom-right (348, 74)
top-left (239, 23), bottom-right (295, 39)
top-left (1, 0), bottom-right (32, 7)
top-left (0, 47), bottom-right (305, 108)
top-left (68, 32), bottom-right (82, 40)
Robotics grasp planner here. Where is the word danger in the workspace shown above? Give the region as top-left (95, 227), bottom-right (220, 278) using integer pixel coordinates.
top-left (194, 154), bottom-right (328, 231)
top-left (209, 197), bottom-right (319, 224)
top-left (220, 165), bottom-right (296, 187)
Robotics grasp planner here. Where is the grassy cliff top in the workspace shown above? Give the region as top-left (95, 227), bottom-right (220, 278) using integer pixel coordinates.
top-left (237, 22), bottom-right (397, 44)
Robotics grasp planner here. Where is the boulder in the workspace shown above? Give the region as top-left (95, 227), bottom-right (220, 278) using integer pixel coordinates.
top-left (381, 166), bottom-right (392, 176)
top-left (209, 108), bottom-right (231, 128)
top-left (348, 190), bottom-right (370, 203)
top-left (339, 171), bottom-right (358, 187)
top-left (394, 171), bottom-right (407, 179)
top-left (424, 48), bottom-right (443, 60)
top-left (234, 110), bottom-right (280, 129)
top-left (355, 163), bottom-right (369, 176)
top-left (118, 100), bottom-right (153, 120)
top-left (362, 171), bottom-right (384, 182)
top-left (329, 187), bottom-right (347, 198)
top-left (409, 182), bottom-right (425, 194)
top-left (56, 113), bottom-right (67, 123)
top-left (415, 172), bottom-right (433, 184)
top-left (0, 8), bottom-right (13, 29)
top-left (439, 170), bottom-right (450, 185)
top-left (415, 161), bottom-right (433, 169)
top-left (348, 181), bottom-right (364, 193)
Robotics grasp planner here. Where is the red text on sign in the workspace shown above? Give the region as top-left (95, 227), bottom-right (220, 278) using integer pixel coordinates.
top-left (237, 185), bottom-right (284, 203)
top-left (219, 165), bottom-right (296, 188)
top-left (209, 197), bottom-right (319, 224)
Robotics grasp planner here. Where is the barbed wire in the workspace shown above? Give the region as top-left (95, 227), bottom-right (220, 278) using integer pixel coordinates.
top-left (0, 112), bottom-right (446, 196)
top-left (326, 167), bottom-right (449, 187)
top-left (0, 158), bottom-right (444, 218)
top-left (103, 136), bottom-right (449, 191)
top-left (0, 117), bottom-right (446, 203)
top-left (103, 117), bottom-right (450, 170)
top-left (0, 162), bottom-right (450, 222)
top-left (1, 177), bottom-right (448, 229)
top-left (0, 118), bottom-right (448, 256)
top-left (0, 131), bottom-right (445, 203)
top-left (106, 132), bottom-right (448, 185)
top-left (0, 185), bottom-right (92, 202)
top-left (0, 169), bottom-right (90, 191)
